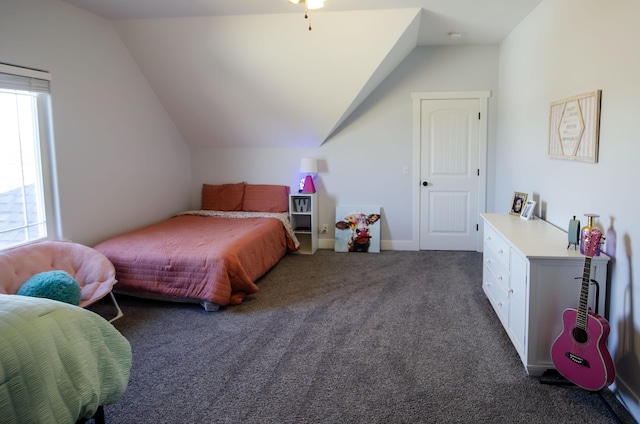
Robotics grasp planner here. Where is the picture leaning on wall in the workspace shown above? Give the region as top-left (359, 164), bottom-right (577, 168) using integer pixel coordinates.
top-left (335, 206), bottom-right (381, 253)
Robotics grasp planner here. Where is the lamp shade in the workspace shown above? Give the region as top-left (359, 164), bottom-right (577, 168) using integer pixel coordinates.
top-left (288, 0), bottom-right (324, 8)
top-left (300, 158), bottom-right (317, 174)
top-left (306, 0), bottom-right (325, 9)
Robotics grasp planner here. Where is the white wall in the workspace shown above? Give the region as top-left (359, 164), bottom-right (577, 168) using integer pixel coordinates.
top-left (0, 0), bottom-right (191, 247)
top-left (191, 44), bottom-right (499, 249)
top-left (496, 0), bottom-right (640, 418)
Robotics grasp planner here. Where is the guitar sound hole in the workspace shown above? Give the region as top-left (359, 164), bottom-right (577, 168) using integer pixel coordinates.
top-left (572, 327), bottom-right (588, 343)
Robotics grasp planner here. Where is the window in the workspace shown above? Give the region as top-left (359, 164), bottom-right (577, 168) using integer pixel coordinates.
top-left (0, 64), bottom-right (59, 249)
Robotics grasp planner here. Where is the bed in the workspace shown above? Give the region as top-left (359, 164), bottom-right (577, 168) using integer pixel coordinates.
top-left (94, 183), bottom-right (299, 311)
top-left (0, 294), bottom-right (131, 424)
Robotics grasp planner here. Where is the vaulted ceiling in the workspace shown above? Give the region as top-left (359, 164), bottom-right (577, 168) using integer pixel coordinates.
top-left (62, 0), bottom-right (542, 147)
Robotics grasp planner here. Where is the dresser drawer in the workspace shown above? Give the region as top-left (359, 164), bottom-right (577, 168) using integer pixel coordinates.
top-left (484, 225), bottom-right (510, 268)
top-left (484, 248), bottom-right (510, 292)
top-left (483, 266), bottom-right (509, 326)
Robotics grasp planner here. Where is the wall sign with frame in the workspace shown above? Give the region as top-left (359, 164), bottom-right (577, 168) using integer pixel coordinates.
top-left (548, 90), bottom-right (601, 163)
top-left (510, 192), bottom-right (528, 216)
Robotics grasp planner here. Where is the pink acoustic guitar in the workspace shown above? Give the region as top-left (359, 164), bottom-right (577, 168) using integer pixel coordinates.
top-left (550, 228), bottom-right (615, 391)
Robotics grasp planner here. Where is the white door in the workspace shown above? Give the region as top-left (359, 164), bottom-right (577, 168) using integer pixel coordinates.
top-left (418, 98), bottom-right (481, 250)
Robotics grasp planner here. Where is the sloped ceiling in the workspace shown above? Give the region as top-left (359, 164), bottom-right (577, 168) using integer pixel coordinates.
top-left (114, 10), bottom-right (421, 148)
top-left (63, 1), bottom-right (543, 147)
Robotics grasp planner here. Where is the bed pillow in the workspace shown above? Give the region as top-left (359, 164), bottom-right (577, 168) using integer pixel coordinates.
top-left (202, 182), bottom-right (245, 211)
top-left (242, 184), bottom-right (290, 213)
top-left (17, 270), bottom-right (82, 306)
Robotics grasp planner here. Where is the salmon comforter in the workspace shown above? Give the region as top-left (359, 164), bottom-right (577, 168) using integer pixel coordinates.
top-left (94, 211), bottom-right (299, 311)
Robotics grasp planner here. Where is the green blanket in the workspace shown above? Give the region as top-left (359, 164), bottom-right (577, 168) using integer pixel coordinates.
top-left (0, 294), bottom-right (131, 423)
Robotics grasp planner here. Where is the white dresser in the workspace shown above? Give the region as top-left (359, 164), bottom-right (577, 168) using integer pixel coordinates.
top-left (481, 213), bottom-right (610, 376)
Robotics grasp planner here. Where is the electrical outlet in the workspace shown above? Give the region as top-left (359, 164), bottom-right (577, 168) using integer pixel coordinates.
top-left (321, 224), bottom-right (329, 234)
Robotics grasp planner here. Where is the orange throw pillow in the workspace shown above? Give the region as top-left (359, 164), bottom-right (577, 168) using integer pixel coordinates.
top-left (201, 182), bottom-right (245, 211)
top-left (242, 185), bottom-right (289, 213)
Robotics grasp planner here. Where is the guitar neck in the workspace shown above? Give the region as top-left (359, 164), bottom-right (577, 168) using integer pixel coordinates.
top-left (576, 256), bottom-right (592, 330)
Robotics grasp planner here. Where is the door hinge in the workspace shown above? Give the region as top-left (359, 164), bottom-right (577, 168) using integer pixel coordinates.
top-left (476, 224), bottom-right (479, 231)
top-left (477, 169), bottom-right (480, 176)
top-left (478, 112), bottom-right (481, 119)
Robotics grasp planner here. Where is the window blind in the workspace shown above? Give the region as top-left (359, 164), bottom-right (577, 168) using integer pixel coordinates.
top-left (0, 63), bottom-right (51, 92)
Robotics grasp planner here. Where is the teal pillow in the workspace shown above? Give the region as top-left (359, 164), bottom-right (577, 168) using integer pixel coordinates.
top-left (17, 270), bottom-right (82, 306)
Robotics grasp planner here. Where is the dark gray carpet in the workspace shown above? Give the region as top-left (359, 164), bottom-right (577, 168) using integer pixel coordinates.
top-left (95, 250), bottom-right (635, 423)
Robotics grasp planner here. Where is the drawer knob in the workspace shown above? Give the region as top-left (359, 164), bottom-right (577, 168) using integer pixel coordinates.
top-left (497, 275), bottom-right (503, 280)
top-left (498, 249), bottom-right (504, 254)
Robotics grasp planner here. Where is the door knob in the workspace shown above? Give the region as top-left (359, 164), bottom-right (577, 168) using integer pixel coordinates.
top-left (422, 181), bottom-right (429, 186)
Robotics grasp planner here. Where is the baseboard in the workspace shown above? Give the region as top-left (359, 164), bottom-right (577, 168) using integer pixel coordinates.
top-left (318, 239), bottom-right (418, 251)
top-left (613, 374), bottom-right (640, 420)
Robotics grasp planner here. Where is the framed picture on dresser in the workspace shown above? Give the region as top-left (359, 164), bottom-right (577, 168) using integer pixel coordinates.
top-left (521, 201), bottom-right (536, 220)
top-left (510, 192), bottom-right (528, 216)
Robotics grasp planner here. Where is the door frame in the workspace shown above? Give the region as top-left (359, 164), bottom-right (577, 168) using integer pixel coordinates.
top-left (410, 91), bottom-right (491, 252)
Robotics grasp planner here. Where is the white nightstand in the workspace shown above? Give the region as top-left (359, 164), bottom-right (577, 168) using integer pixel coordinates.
top-left (289, 193), bottom-right (318, 254)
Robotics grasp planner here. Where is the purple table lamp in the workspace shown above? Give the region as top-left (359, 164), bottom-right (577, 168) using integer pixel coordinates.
top-left (300, 158), bottom-right (317, 193)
